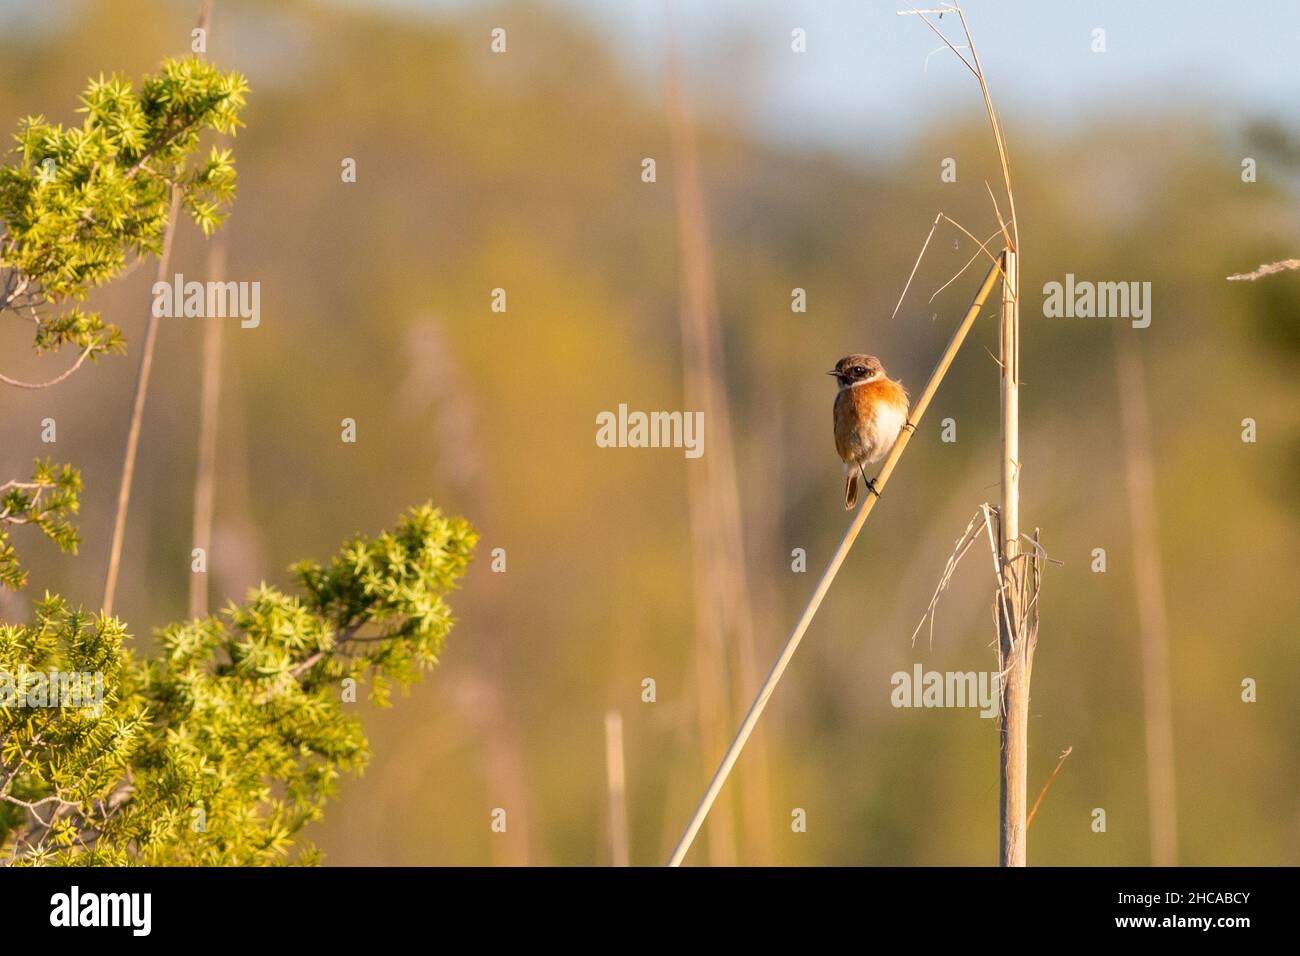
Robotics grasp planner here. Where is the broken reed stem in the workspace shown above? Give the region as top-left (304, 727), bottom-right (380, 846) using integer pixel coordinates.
top-left (101, 188), bottom-right (180, 617)
top-left (604, 711), bottom-right (630, 867)
top-left (188, 233), bottom-right (226, 618)
top-left (1026, 746), bottom-right (1072, 830)
top-left (667, 252), bottom-right (1007, 867)
top-left (1115, 336), bottom-right (1178, 866)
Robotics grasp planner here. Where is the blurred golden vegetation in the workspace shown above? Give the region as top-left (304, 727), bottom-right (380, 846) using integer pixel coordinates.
top-left (0, 0), bottom-right (1295, 865)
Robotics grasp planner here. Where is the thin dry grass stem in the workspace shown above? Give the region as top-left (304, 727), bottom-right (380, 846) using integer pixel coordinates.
top-left (189, 234), bottom-right (226, 618)
top-left (604, 711), bottom-right (630, 867)
top-left (899, 7), bottom-right (979, 78)
top-left (924, 43), bottom-right (968, 72)
top-left (668, 253), bottom-right (1006, 867)
top-left (1115, 336), bottom-right (1178, 866)
top-left (188, 1), bottom-right (223, 619)
top-left (928, 226), bottom-right (1002, 304)
top-left (940, 215), bottom-right (1011, 294)
top-left (892, 211), bottom-right (944, 319)
top-left (909, 506), bottom-right (992, 649)
top-left (901, 4), bottom-right (1018, 253)
top-left (983, 180), bottom-right (1013, 257)
top-left (101, 188), bottom-right (180, 617)
top-left (1026, 746), bottom-right (1072, 830)
top-left (1226, 258), bottom-right (1300, 281)
top-left (665, 9), bottom-right (771, 865)
top-left (955, 7), bottom-right (1018, 251)
top-left (104, 0), bottom-right (216, 618)
top-left (910, 508), bottom-right (1054, 661)
top-left (894, 212), bottom-right (1004, 321)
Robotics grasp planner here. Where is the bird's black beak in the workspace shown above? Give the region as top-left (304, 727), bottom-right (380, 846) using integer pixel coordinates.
top-left (826, 370), bottom-right (839, 377)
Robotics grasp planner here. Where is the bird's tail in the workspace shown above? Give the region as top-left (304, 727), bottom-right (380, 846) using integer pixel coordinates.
top-left (844, 471), bottom-right (858, 510)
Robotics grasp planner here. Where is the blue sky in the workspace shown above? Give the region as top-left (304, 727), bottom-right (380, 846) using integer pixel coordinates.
top-left (5, 1), bottom-right (1298, 156)
top-left (372, 0), bottom-right (1300, 155)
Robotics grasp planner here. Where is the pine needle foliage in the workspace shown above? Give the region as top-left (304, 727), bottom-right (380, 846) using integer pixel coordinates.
top-left (0, 461), bottom-right (82, 591)
top-left (1, 506), bottom-right (477, 865)
top-left (0, 58), bottom-right (478, 866)
top-left (0, 57), bottom-right (247, 587)
top-left (0, 57), bottom-right (246, 359)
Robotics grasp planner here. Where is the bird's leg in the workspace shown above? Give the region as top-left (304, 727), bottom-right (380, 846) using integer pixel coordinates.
top-left (857, 461), bottom-right (881, 499)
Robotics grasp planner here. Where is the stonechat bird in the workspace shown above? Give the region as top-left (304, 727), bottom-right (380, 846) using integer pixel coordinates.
top-left (829, 354), bottom-right (910, 509)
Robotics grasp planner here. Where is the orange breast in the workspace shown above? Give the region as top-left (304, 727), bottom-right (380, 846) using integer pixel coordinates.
top-left (834, 379), bottom-right (910, 463)
top-left (855, 378), bottom-right (910, 417)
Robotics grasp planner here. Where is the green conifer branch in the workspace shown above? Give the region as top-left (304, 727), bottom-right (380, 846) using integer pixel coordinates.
top-left (1, 506), bottom-right (477, 865)
top-left (0, 56), bottom-right (246, 591)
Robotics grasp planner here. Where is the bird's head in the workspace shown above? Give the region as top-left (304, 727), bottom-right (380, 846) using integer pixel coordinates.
top-left (828, 354), bottom-right (885, 388)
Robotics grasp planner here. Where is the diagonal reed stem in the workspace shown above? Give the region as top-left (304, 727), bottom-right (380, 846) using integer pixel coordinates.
top-left (103, 0), bottom-right (216, 618)
top-left (667, 252), bottom-right (1007, 866)
top-left (101, 188), bottom-right (180, 617)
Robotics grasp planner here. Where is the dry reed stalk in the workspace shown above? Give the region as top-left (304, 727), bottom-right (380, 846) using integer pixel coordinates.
top-left (103, 0), bottom-right (216, 617)
top-left (189, 2), bottom-right (223, 619)
top-left (203, 348), bottom-right (265, 594)
top-left (1226, 259), bottom-right (1300, 281)
top-left (101, 188), bottom-right (180, 617)
top-left (1026, 746), bottom-right (1072, 830)
top-left (1115, 336), bottom-right (1178, 866)
top-left (996, 248), bottom-right (1027, 866)
top-left (667, 253), bottom-right (1007, 867)
top-left (903, 2), bottom-right (1028, 867)
top-left (604, 711), bottom-right (630, 867)
top-left (188, 233), bottom-right (226, 618)
top-left (665, 15), bottom-right (772, 865)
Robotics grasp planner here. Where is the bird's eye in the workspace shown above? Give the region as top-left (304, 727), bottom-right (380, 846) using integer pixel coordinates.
top-left (853, 366), bottom-right (867, 376)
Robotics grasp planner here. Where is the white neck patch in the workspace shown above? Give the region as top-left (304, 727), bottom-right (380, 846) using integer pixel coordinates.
top-left (841, 376), bottom-right (879, 390)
